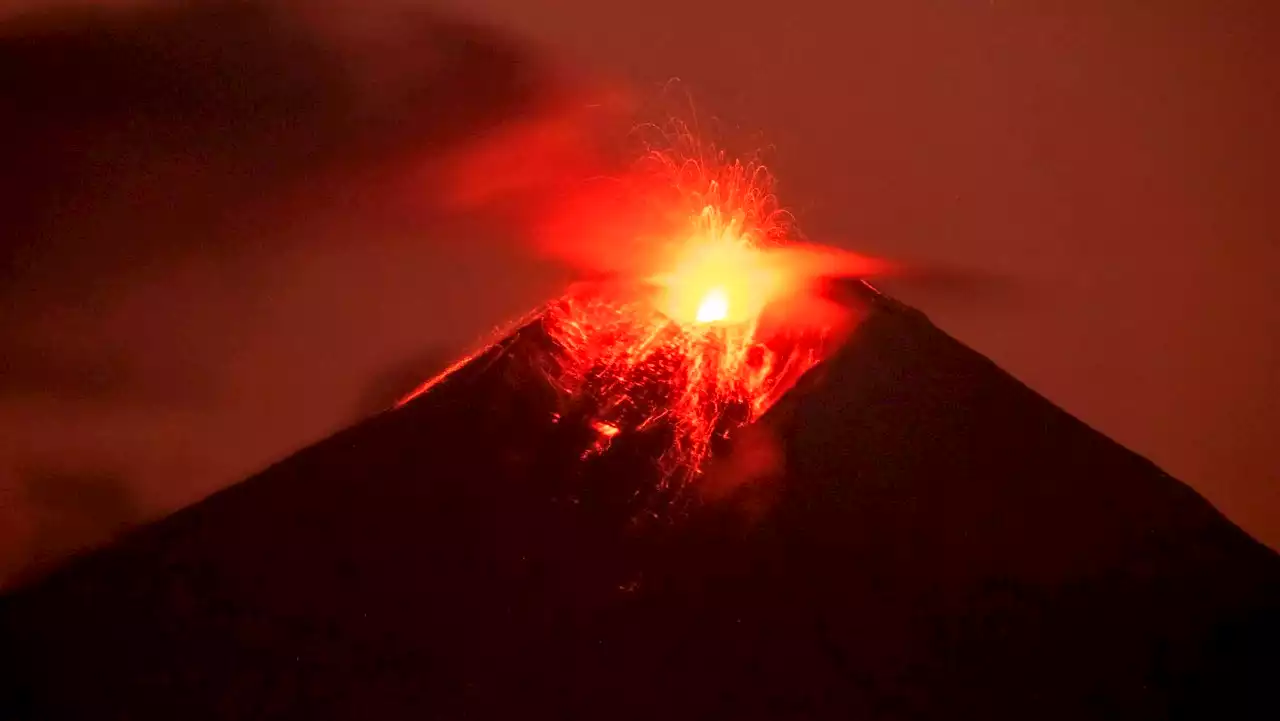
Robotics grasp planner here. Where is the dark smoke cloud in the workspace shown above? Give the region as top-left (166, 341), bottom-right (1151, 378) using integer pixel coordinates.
top-left (0, 0), bottom-right (615, 586)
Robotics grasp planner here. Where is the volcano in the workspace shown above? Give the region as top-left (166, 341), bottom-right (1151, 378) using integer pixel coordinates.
top-left (2, 282), bottom-right (1277, 720)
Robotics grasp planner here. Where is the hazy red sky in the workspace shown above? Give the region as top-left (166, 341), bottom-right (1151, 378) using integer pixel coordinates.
top-left (428, 0), bottom-right (1280, 544)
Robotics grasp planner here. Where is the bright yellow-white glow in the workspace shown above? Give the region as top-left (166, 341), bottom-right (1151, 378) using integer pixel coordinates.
top-left (654, 231), bottom-right (782, 327)
top-left (695, 288), bottom-right (731, 323)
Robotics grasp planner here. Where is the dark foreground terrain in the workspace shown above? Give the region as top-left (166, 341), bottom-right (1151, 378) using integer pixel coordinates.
top-left (3, 285), bottom-right (1277, 720)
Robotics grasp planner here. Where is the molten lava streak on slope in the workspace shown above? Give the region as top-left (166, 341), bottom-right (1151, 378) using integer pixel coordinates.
top-left (404, 132), bottom-right (881, 500)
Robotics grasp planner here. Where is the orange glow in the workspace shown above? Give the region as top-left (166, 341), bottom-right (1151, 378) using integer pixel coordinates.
top-left (655, 225), bottom-right (782, 327)
top-left (403, 122), bottom-right (875, 503)
top-left (535, 129), bottom-right (846, 499)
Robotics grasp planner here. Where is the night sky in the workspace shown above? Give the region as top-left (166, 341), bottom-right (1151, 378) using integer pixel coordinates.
top-left (0, 0), bottom-right (1276, 580)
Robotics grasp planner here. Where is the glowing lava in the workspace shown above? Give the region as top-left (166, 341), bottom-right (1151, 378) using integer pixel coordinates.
top-left (402, 127), bottom-right (860, 504)
top-left (536, 137), bottom-right (837, 500)
top-left (652, 211), bottom-right (784, 327)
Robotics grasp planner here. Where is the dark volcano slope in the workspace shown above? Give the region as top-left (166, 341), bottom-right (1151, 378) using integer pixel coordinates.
top-left (3, 287), bottom-right (1277, 720)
